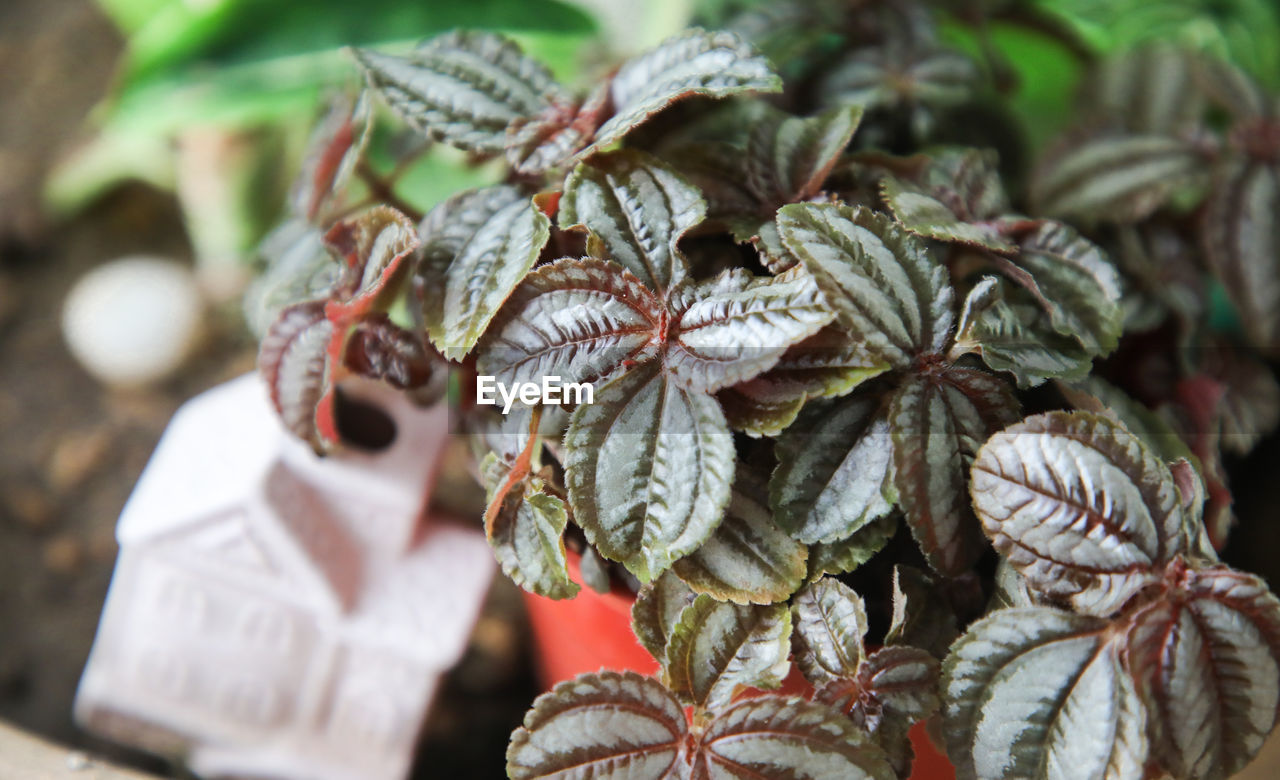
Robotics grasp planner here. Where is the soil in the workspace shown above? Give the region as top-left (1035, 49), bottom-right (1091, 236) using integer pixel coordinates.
top-left (0, 1), bottom-right (537, 777)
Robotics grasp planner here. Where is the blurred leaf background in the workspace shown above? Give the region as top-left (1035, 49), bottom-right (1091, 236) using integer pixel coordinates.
top-left (48, 0), bottom-right (1280, 286)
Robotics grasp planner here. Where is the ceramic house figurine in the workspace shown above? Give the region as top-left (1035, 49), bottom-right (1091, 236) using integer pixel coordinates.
top-left (75, 373), bottom-right (495, 780)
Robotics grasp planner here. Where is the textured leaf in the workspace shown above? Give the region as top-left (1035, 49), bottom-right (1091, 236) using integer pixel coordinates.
top-left (565, 365), bottom-right (734, 582)
top-left (342, 312), bottom-right (437, 389)
top-left (1205, 345), bottom-right (1280, 454)
top-left (324, 205), bottom-right (420, 307)
top-left (743, 104), bottom-right (863, 204)
top-left (820, 45), bottom-right (979, 115)
top-left (806, 513), bottom-right (898, 583)
top-left (890, 367), bottom-right (1021, 576)
top-left (1004, 221), bottom-right (1123, 355)
top-left (559, 150), bottom-right (704, 292)
top-left (1203, 161), bottom-right (1280, 352)
top-left (667, 267), bottom-right (834, 394)
top-left (770, 393), bottom-right (895, 545)
top-left (354, 31), bottom-right (565, 154)
top-left (478, 257), bottom-right (662, 389)
top-left (790, 578), bottom-right (868, 687)
top-left (672, 480), bottom-right (807, 605)
top-left (692, 695), bottom-right (895, 779)
top-left (777, 203), bottom-right (953, 367)
top-left (591, 29), bottom-right (782, 154)
top-left (506, 84), bottom-right (609, 174)
top-left (855, 645), bottom-right (941, 723)
top-left (717, 324), bottom-right (887, 437)
top-left (1033, 134), bottom-right (1206, 223)
top-left (880, 149), bottom-right (1015, 253)
top-left (417, 185), bottom-right (550, 359)
top-left (244, 219), bottom-right (338, 338)
top-left (961, 279), bottom-right (1094, 388)
top-left (507, 670), bottom-right (685, 779)
top-left (665, 596), bottom-right (791, 709)
top-left (1128, 564), bottom-right (1280, 780)
top-left (292, 91), bottom-right (372, 222)
top-left (484, 455), bottom-right (579, 601)
top-left (1087, 45), bottom-right (1205, 135)
top-left (942, 608), bottom-right (1146, 780)
top-left (633, 572), bottom-right (697, 663)
top-left (257, 300), bottom-right (336, 452)
top-left (971, 411), bottom-right (1186, 616)
top-left (885, 565), bottom-right (960, 660)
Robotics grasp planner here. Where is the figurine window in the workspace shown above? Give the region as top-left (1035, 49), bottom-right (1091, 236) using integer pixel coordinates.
top-left (237, 606), bottom-right (295, 654)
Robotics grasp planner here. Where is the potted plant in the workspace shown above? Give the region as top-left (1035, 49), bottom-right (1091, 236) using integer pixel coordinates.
top-left (248, 1), bottom-right (1280, 777)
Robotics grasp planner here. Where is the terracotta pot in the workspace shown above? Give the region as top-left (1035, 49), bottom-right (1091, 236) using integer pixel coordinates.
top-left (523, 555), bottom-right (956, 780)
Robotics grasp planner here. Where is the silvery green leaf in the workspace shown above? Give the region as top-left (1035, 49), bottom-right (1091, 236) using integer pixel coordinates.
top-left (1202, 160), bottom-right (1280, 352)
top-left (962, 280), bottom-right (1094, 388)
top-left (560, 150), bottom-right (704, 292)
top-left (506, 670), bottom-right (686, 779)
top-left (633, 571), bottom-right (697, 664)
top-left (770, 393), bottom-right (896, 545)
top-left (1087, 45), bottom-right (1204, 135)
top-left (790, 578), bottom-right (868, 687)
top-left (1193, 55), bottom-right (1270, 122)
top-left (942, 608), bottom-right (1146, 780)
top-left (665, 595), bottom-right (791, 709)
top-left (565, 364), bottom-right (734, 582)
top-left (692, 695), bottom-right (896, 779)
top-left (890, 368), bottom-right (1020, 576)
top-left (1032, 133), bottom-right (1206, 223)
top-left (505, 84), bottom-right (609, 174)
top-left (820, 45), bottom-right (979, 115)
top-left (777, 203), bottom-right (953, 367)
top-left (417, 186), bottom-right (550, 359)
top-left (323, 206), bottom-right (420, 306)
top-left (1005, 221), bottom-right (1123, 355)
top-left (991, 558), bottom-right (1041, 610)
top-left (590, 29), bottom-right (782, 154)
top-left (744, 104), bottom-right (863, 204)
top-left (353, 31), bottom-right (565, 154)
top-left (484, 473), bottom-right (579, 601)
top-left (1058, 376), bottom-right (1196, 467)
top-left (885, 564), bottom-right (960, 660)
top-left (292, 91), bottom-right (373, 222)
top-left (477, 257), bottom-right (662, 389)
top-left (880, 148), bottom-right (1014, 253)
top-left (862, 645), bottom-right (940, 716)
top-left (672, 479), bottom-right (807, 605)
top-left (244, 219), bottom-right (338, 338)
top-left (1207, 345), bottom-right (1280, 455)
top-left (1128, 565), bottom-right (1280, 779)
top-left (971, 411), bottom-right (1186, 616)
top-left (257, 300), bottom-right (336, 452)
top-left (807, 513), bottom-right (898, 583)
top-left (667, 266), bottom-right (834, 394)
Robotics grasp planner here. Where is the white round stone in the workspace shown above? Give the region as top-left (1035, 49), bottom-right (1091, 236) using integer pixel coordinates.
top-left (62, 257), bottom-right (205, 387)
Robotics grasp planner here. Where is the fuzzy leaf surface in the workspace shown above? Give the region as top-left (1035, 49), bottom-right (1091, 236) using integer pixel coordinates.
top-left (743, 104), bottom-right (863, 205)
top-left (559, 150), bottom-right (703, 292)
top-left (790, 578), bottom-right (868, 687)
top-left (478, 257), bottom-right (661, 389)
top-left (354, 31), bottom-right (564, 154)
top-left (592, 29), bottom-right (782, 154)
top-left (880, 149), bottom-right (1014, 252)
top-left (890, 367), bottom-right (1021, 576)
top-left (324, 205), bottom-right (419, 306)
top-left (806, 513), bottom-right (898, 583)
top-left (484, 461), bottom-right (578, 601)
top-left (770, 393), bottom-right (895, 545)
top-left (667, 267), bottom-right (834, 394)
top-left (633, 572), bottom-right (697, 663)
top-left (258, 301), bottom-right (335, 451)
top-left (671, 481), bottom-right (807, 605)
top-left (665, 596), bottom-right (791, 709)
top-left (777, 203), bottom-right (953, 367)
top-left (418, 185), bottom-right (550, 359)
top-left (565, 365), bottom-right (734, 582)
top-left (1128, 565), bottom-right (1280, 779)
top-left (963, 280), bottom-right (1094, 387)
top-left (942, 608), bottom-right (1147, 780)
top-left (506, 670), bottom-right (685, 779)
top-left (971, 411), bottom-right (1186, 616)
top-left (690, 696), bottom-right (895, 780)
